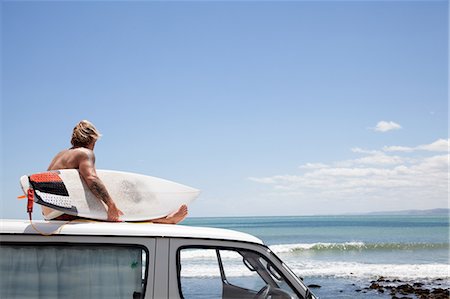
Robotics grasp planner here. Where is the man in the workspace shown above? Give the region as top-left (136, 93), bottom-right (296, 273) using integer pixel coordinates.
top-left (44, 120), bottom-right (188, 224)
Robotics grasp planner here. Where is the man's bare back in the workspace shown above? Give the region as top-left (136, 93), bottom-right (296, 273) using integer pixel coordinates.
top-left (48, 147), bottom-right (92, 171)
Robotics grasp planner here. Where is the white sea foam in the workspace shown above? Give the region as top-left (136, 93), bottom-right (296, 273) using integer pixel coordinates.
top-left (180, 248), bottom-right (242, 260)
top-left (269, 242), bottom-right (366, 253)
top-left (180, 260), bottom-right (450, 280)
top-left (291, 260), bottom-right (450, 280)
top-left (269, 242), bottom-right (449, 253)
top-left (271, 242), bottom-right (449, 280)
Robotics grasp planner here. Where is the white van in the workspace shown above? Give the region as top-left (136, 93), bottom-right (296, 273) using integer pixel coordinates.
top-left (0, 219), bottom-right (317, 299)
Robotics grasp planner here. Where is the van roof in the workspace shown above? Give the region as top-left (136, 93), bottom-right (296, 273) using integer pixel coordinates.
top-left (0, 219), bottom-right (264, 245)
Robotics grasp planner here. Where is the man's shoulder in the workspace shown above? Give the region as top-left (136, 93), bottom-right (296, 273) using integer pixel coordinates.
top-left (70, 147), bottom-right (94, 158)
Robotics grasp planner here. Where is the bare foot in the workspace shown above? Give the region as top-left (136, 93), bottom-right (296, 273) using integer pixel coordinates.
top-left (152, 205), bottom-right (188, 224)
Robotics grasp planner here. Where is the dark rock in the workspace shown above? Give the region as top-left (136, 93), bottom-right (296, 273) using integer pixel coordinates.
top-left (414, 288), bottom-right (430, 296)
top-left (431, 287), bottom-right (450, 296)
top-left (397, 284), bottom-right (415, 294)
top-left (307, 284), bottom-right (321, 289)
top-left (363, 278), bottom-right (450, 299)
top-left (369, 283), bottom-right (381, 289)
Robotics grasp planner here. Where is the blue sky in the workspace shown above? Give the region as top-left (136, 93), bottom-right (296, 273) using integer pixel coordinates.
top-left (1, 1), bottom-right (448, 219)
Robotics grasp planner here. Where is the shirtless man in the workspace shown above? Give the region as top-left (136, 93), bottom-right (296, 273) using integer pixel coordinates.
top-left (44, 120), bottom-right (188, 224)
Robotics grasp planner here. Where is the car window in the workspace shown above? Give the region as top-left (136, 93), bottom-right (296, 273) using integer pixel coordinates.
top-left (0, 243), bottom-right (148, 299)
top-left (220, 249), bottom-right (266, 291)
top-left (179, 248), bottom-right (223, 299)
top-left (178, 247), bottom-right (300, 299)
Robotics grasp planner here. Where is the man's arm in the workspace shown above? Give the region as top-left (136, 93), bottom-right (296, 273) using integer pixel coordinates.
top-left (78, 150), bottom-right (123, 221)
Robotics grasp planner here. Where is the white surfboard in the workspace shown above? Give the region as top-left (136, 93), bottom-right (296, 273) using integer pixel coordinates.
top-left (20, 169), bottom-right (200, 221)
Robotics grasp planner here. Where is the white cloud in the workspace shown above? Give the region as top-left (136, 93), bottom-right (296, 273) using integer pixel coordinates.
top-left (382, 145), bottom-right (414, 152)
top-left (341, 152), bottom-right (407, 166)
top-left (351, 147), bottom-right (379, 154)
top-left (417, 138), bottom-right (449, 152)
top-left (249, 138), bottom-right (449, 211)
top-left (373, 121), bottom-right (402, 132)
top-left (383, 139), bottom-right (449, 153)
top-left (299, 163), bottom-right (330, 169)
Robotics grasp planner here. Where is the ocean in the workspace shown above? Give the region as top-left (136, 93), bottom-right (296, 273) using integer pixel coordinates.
top-left (183, 215), bottom-right (449, 298)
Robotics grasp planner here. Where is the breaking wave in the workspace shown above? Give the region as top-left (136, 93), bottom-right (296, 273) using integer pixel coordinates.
top-left (269, 242), bottom-right (449, 253)
top-left (180, 260), bottom-right (450, 280)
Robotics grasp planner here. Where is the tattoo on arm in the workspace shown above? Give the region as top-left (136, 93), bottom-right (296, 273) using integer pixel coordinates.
top-left (90, 181), bottom-right (111, 204)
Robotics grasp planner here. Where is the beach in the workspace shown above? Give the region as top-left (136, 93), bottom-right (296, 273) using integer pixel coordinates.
top-left (183, 215), bottom-right (449, 298)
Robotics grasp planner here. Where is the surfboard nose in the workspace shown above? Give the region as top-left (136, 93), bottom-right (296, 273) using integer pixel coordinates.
top-left (189, 188), bottom-right (201, 198)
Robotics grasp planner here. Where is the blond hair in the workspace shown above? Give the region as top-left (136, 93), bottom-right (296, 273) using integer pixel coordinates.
top-left (71, 120), bottom-right (102, 147)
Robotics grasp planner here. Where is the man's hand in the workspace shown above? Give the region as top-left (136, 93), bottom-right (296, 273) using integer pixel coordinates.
top-left (107, 203), bottom-right (124, 222)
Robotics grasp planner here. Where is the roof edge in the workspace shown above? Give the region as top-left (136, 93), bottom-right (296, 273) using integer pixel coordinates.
top-left (0, 219), bottom-right (264, 245)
